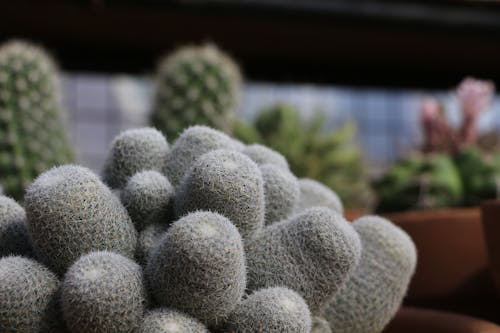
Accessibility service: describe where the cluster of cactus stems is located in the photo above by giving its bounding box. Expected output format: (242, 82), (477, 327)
(0, 125), (417, 333)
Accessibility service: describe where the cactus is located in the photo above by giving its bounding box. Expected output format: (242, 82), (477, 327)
(224, 287), (312, 333)
(296, 178), (343, 214)
(0, 195), (32, 257)
(243, 144), (289, 170)
(61, 251), (146, 333)
(164, 126), (239, 186)
(140, 309), (209, 333)
(0, 256), (65, 333)
(311, 317), (332, 333)
(245, 207), (361, 314)
(146, 211), (246, 327)
(323, 216), (417, 333)
(234, 104), (374, 209)
(175, 149), (265, 239)
(136, 222), (169, 266)
(102, 127), (169, 189)
(120, 170), (174, 231)
(25, 165), (137, 275)
(151, 44), (241, 140)
(260, 164), (300, 224)
(0, 40), (74, 201)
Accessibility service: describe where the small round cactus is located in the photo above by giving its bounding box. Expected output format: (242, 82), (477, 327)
(260, 164), (300, 224)
(61, 251), (146, 333)
(140, 309), (209, 333)
(0, 195), (32, 257)
(0, 256), (64, 333)
(323, 216), (417, 333)
(120, 170), (174, 231)
(245, 207), (361, 314)
(296, 178), (343, 214)
(102, 127), (169, 189)
(146, 211), (246, 327)
(136, 222), (169, 266)
(243, 144), (289, 170)
(225, 287), (312, 333)
(175, 149), (265, 239)
(164, 125), (239, 186)
(25, 165), (137, 274)
(151, 44), (242, 140)
(312, 317), (332, 333)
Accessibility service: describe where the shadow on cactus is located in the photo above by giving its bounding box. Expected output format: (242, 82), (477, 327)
(234, 104), (374, 209)
(0, 40), (74, 201)
(151, 44), (241, 141)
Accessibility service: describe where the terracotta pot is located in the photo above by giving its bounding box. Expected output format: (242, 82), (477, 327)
(382, 208), (493, 302)
(383, 307), (500, 333)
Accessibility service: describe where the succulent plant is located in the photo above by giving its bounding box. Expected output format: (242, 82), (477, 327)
(374, 153), (463, 212)
(102, 127), (169, 189)
(243, 144), (289, 170)
(164, 126), (239, 186)
(0, 195), (32, 257)
(311, 317), (332, 333)
(0, 40), (74, 201)
(146, 211), (246, 327)
(140, 309), (209, 333)
(324, 215), (417, 333)
(61, 251), (146, 333)
(120, 170), (174, 231)
(25, 165), (137, 275)
(0, 256), (65, 333)
(245, 207), (361, 314)
(234, 104), (374, 209)
(224, 287), (312, 333)
(151, 44), (241, 140)
(175, 149), (265, 239)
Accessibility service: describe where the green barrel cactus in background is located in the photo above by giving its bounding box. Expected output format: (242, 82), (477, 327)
(0, 40), (74, 201)
(151, 44), (242, 140)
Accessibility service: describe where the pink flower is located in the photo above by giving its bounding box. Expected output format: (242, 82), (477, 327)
(457, 77), (495, 119)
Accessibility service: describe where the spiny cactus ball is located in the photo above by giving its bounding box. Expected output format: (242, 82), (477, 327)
(151, 44), (241, 140)
(120, 170), (174, 231)
(311, 317), (332, 333)
(102, 127), (169, 189)
(243, 144), (289, 170)
(0, 40), (74, 201)
(323, 215), (417, 333)
(140, 309), (209, 333)
(260, 163), (300, 225)
(136, 222), (169, 266)
(225, 287), (312, 333)
(61, 251), (146, 333)
(0, 195), (32, 257)
(146, 211), (246, 327)
(296, 178), (343, 214)
(175, 149), (265, 239)
(245, 207), (361, 314)
(25, 165), (137, 274)
(164, 125), (239, 186)
(0, 256), (64, 333)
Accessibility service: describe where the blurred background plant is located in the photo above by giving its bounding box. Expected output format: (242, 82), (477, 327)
(234, 104), (375, 209)
(375, 78), (500, 212)
(0, 40), (74, 201)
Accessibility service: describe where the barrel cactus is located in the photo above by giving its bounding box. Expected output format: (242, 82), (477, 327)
(151, 44), (241, 140)
(0, 40), (74, 201)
